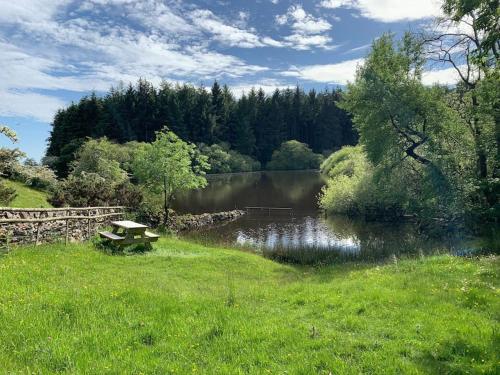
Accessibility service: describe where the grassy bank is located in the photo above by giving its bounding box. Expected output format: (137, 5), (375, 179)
(2, 179), (52, 208)
(0, 238), (498, 374)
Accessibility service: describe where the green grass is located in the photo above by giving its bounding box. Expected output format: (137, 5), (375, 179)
(2, 179), (52, 208)
(0, 238), (498, 374)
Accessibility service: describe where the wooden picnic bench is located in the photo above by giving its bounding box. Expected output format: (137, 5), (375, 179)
(99, 220), (159, 249)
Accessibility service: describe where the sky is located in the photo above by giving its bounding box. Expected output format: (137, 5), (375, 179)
(0, 0), (458, 161)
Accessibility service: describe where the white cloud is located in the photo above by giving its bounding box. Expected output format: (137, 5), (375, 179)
(284, 59), (464, 86)
(277, 5), (332, 34)
(422, 66), (465, 86)
(230, 79), (291, 97)
(282, 58), (364, 84)
(0, 90), (66, 122)
(275, 5), (333, 50)
(190, 9), (267, 48)
(0, 1), (275, 121)
(0, 0), (69, 23)
(319, 0), (442, 22)
(343, 43), (371, 54)
(284, 34), (336, 51)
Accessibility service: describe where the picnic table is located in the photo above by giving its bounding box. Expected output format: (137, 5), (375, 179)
(99, 220), (159, 249)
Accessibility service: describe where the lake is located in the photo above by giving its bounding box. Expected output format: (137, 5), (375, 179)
(173, 170), (484, 263)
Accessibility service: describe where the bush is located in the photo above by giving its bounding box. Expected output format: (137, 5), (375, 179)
(0, 148), (25, 178)
(12, 161), (57, 190)
(199, 144), (232, 174)
(113, 181), (143, 209)
(227, 150), (261, 172)
(49, 172), (114, 207)
(199, 143), (261, 173)
(319, 146), (405, 219)
(320, 145), (366, 178)
(50, 173), (144, 208)
(266, 140), (323, 171)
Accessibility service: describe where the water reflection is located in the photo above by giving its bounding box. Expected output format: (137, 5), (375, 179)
(173, 170), (325, 214)
(176, 171), (481, 263)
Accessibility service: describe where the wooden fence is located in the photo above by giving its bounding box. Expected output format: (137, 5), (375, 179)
(0, 206), (126, 246)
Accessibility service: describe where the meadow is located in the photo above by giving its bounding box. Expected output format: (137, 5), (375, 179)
(0, 238), (498, 374)
(2, 179), (52, 208)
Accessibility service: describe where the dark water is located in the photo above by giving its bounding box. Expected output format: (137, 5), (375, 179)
(173, 170), (325, 214)
(174, 171), (486, 263)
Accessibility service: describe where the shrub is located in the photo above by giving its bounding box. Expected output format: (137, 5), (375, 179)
(199, 144), (232, 174)
(199, 143), (261, 173)
(113, 181), (143, 209)
(227, 150), (261, 172)
(0, 148), (25, 178)
(49, 172), (114, 207)
(320, 145), (366, 178)
(319, 146), (405, 219)
(50, 173), (144, 208)
(266, 140), (323, 171)
(12, 161), (57, 190)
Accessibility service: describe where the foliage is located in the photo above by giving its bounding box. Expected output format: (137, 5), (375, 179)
(421, 0), (499, 219)
(0, 125), (17, 143)
(0, 148), (25, 178)
(266, 140), (323, 170)
(46, 81), (356, 177)
(227, 150), (261, 172)
(320, 145), (367, 178)
(12, 160), (57, 190)
(70, 138), (132, 184)
(49, 172), (115, 207)
(133, 129), (209, 223)
(197, 143), (259, 174)
(49, 172), (142, 208)
(335, 32), (496, 222)
(0, 240), (498, 373)
(319, 146), (371, 215)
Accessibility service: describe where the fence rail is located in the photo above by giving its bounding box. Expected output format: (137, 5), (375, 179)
(0, 206), (126, 246)
(0, 212), (122, 224)
(0, 206), (125, 212)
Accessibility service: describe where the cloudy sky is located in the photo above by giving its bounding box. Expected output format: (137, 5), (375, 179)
(0, 0), (455, 160)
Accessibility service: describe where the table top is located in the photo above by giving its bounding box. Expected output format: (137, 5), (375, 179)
(111, 220), (148, 229)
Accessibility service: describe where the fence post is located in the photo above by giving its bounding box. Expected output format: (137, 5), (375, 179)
(87, 208), (91, 240)
(35, 222), (40, 246)
(65, 218), (69, 245)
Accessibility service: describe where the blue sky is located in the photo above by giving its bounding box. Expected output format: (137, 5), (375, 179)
(0, 0), (458, 160)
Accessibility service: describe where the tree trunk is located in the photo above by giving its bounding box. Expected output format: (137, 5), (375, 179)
(472, 95), (488, 179)
(163, 176), (169, 226)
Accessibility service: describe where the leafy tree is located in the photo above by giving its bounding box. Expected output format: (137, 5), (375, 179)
(199, 143), (232, 174)
(0, 125), (17, 143)
(70, 138), (129, 185)
(133, 129), (209, 224)
(267, 140), (323, 170)
(423, 0), (499, 208)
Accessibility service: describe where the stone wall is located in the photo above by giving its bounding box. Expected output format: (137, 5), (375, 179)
(0, 207), (125, 246)
(171, 210), (246, 232)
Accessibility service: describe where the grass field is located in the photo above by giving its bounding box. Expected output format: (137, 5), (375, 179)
(0, 238), (498, 374)
(2, 179), (52, 208)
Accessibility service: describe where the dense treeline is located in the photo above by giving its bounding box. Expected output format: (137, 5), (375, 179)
(46, 81), (356, 176)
